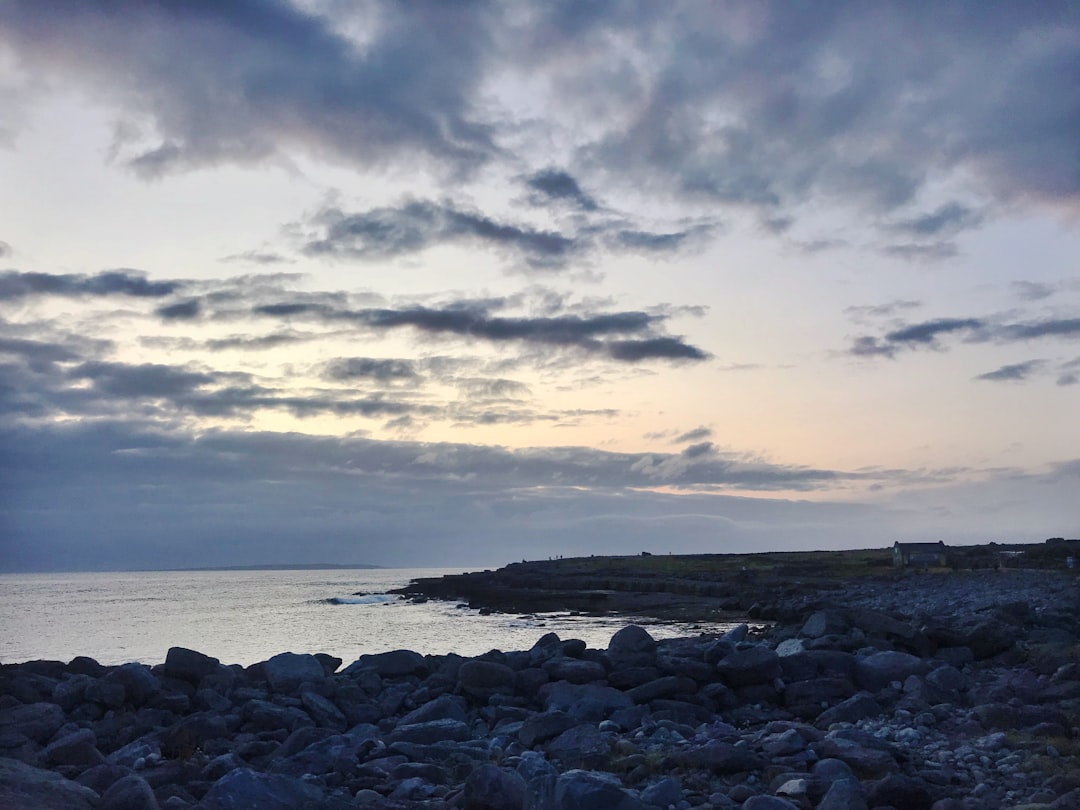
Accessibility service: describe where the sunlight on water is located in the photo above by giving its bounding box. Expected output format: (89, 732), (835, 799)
(1, 569), (737, 666)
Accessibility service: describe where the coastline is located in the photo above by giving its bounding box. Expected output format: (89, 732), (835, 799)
(2, 556), (1079, 808)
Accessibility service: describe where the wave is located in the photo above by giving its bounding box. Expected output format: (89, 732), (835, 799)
(326, 594), (399, 605)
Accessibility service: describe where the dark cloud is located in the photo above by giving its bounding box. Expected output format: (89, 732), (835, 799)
(324, 357), (418, 383)
(880, 243), (959, 261)
(253, 298), (708, 364)
(975, 360), (1043, 382)
(889, 202), (983, 237)
(851, 314), (1080, 361)
(0, 269), (180, 301)
(525, 169), (598, 211)
(302, 201), (579, 270)
(674, 426), (712, 444)
(0, 0), (497, 177)
(205, 332), (318, 352)
(156, 300), (201, 320)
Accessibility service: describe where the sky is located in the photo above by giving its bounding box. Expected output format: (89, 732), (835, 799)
(1, 1), (1078, 572)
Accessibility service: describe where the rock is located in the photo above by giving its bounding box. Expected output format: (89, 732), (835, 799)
(775, 638), (806, 657)
(542, 657), (607, 684)
(389, 776), (437, 801)
(75, 763), (130, 796)
(105, 663), (161, 706)
(358, 649), (428, 679)
(608, 625), (657, 667)
(545, 725), (612, 769)
(760, 728), (806, 756)
(866, 773), (934, 810)
(784, 677), (857, 718)
(676, 741), (764, 775)
(781, 650), (856, 682)
(458, 660), (517, 700)
(518, 711), (579, 748)
(0, 757), (100, 809)
(641, 775), (682, 808)
(100, 774), (160, 810)
(261, 652), (325, 694)
(200, 767), (325, 810)
(540, 682), (632, 720)
(802, 610), (851, 638)
(813, 737), (898, 777)
(43, 728), (105, 769)
(85, 680), (127, 709)
(398, 694), (467, 726)
(517, 751), (559, 810)
(0, 701), (66, 744)
(389, 718), (472, 745)
(626, 675), (697, 704)
(300, 690), (346, 730)
(817, 778), (868, 810)
(854, 650), (925, 691)
(163, 647), (220, 684)
(742, 796), (801, 809)
(464, 763), (528, 810)
(554, 768), (648, 810)
(717, 646), (782, 687)
(815, 693), (884, 728)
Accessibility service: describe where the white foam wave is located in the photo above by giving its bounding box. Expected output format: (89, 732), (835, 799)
(327, 594), (399, 605)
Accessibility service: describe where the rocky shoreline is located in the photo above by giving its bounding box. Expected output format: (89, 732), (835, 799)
(2, 568), (1079, 809)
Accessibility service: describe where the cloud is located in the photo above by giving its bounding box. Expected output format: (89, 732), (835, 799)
(0, 241), (11, 258)
(301, 200), (581, 270)
(220, 250), (293, 265)
(674, 426), (712, 444)
(324, 357), (419, 384)
(975, 360), (1044, 382)
(525, 169), (599, 211)
(0, 0), (498, 177)
(0, 269), (180, 301)
(156, 300), (201, 320)
(889, 202), (984, 237)
(884, 318), (985, 346)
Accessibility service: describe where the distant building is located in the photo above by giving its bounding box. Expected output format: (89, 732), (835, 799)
(893, 541), (948, 568)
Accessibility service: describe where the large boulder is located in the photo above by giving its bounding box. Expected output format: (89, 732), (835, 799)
(540, 682), (632, 721)
(99, 774), (160, 810)
(717, 646), (781, 687)
(43, 728), (105, 769)
(0, 702), (66, 743)
(607, 625), (657, 668)
(542, 657), (606, 684)
(262, 653), (325, 694)
(357, 649), (428, 679)
(458, 660), (517, 701)
(0, 758), (100, 810)
(854, 651), (925, 691)
(464, 763), (528, 810)
(200, 767), (326, 810)
(554, 769), (648, 810)
(163, 647), (220, 684)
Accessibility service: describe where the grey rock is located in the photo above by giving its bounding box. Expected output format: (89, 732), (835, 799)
(742, 796), (801, 809)
(200, 767), (325, 810)
(802, 610), (851, 638)
(52, 675), (92, 712)
(0, 757), (100, 809)
(464, 763), (528, 810)
(300, 689), (346, 730)
(608, 625), (657, 668)
(85, 680), (127, 709)
(389, 776), (437, 801)
(815, 693), (884, 728)
(813, 737), (898, 777)
(676, 741), (764, 775)
(458, 660), (517, 700)
(542, 657), (607, 684)
(398, 694), (467, 726)
(545, 724), (612, 769)
(100, 774), (160, 810)
(389, 718), (472, 745)
(75, 763), (130, 796)
(760, 728), (806, 756)
(0, 701), (66, 743)
(854, 650), (925, 691)
(866, 773), (933, 810)
(107, 736), (161, 768)
(43, 728), (105, 769)
(817, 778), (867, 810)
(780, 650), (856, 682)
(717, 646), (782, 687)
(541, 681), (632, 721)
(518, 711), (579, 748)
(105, 663), (160, 706)
(641, 775), (682, 808)
(517, 750), (559, 809)
(626, 675), (697, 704)
(163, 647), (220, 684)
(554, 769), (648, 810)
(358, 649), (428, 679)
(812, 758), (857, 782)
(775, 638), (806, 657)
(262, 652), (325, 694)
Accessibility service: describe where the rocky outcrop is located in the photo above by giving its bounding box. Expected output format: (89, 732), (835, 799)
(1, 570), (1078, 809)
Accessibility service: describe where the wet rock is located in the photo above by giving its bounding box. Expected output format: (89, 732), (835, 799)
(389, 718), (472, 745)
(300, 689), (346, 730)
(457, 660), (517, 701)
(717, 646), (782, 687)
(854, 650), (925, 691)
(542, 657), (607, 684)
(608, 625), (657, 668)
(43, 728), (105, 769)
(541, 681), (632, 720)
(200, 767), (325, 810)
(0, 701), (66, 743)
(816, 778), (868, 810)
(815, 693), (884, 728)
(358, 649), (428, 679)
(105, 663), (161, 707)
(742, 796), (801, 809)
(85, 680), (126, 710)
(519, 711), (579, 748)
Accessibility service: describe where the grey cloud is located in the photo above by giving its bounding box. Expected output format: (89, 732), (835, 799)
(324, 357), (419, 383)
(1001, 318), (1080, 341)
(220, 250), (293, 265)
(880, 243), (959, 261)
(205, 332), (316, 351)
(0, 0), (497, 177)
(975, 360), (1044, 382)
(674, 426), (712, 444)
(885, 318), (985, 345)
(850, 314), (1080, 360)
(303, 201), (579, 270)
(844, 300), (922, 321)
(889, 202), (984, 237)
(0, 269), (180, 301)
(0, 241), (11, 258)
(156, 300), (201, 320)
(254, 298), (709, 364)
(525, 169), (599, 211)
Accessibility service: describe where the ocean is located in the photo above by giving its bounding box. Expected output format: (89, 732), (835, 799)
(0, 568), (732, 667)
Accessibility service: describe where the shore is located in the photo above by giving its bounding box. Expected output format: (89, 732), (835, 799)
(2, 555), (1079, 809)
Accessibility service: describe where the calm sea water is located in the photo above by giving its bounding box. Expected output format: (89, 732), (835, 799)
(0, 568), (732, 666)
